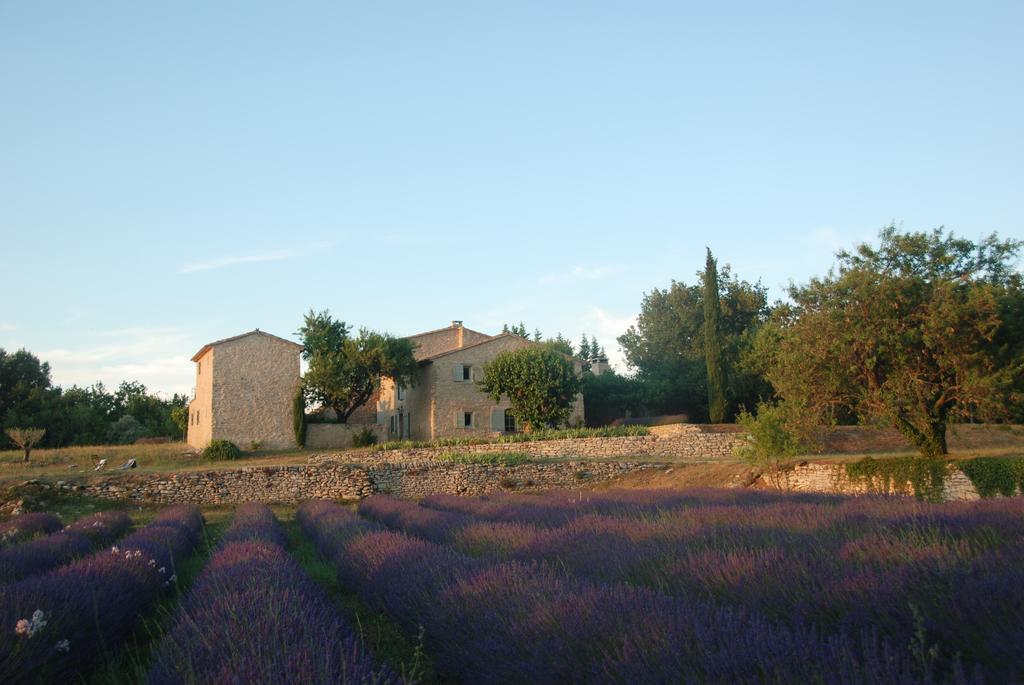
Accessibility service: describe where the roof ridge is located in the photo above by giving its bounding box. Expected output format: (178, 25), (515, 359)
(190, 329), (303, 361)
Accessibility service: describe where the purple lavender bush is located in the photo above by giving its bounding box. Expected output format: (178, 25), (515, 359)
(0, 505), (203, 683)
(0, 512), (62, 548)
(362, 491), (1023, 683)
(0, 511), (133, 583)
(148, 503), (396, 685)
(306, 499), (929, 685)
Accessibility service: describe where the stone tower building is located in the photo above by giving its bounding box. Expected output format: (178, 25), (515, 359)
(186, 329), (303, 451)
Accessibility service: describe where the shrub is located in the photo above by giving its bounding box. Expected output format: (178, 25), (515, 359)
(203, 440), (241, 460)
(352, 427), (379, 448)
(956, 457), (1024, 498)
(249, 440), (264, 452)
(734, 402), (806, 472)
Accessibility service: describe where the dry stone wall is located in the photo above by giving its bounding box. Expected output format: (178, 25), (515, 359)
(762, 462), (1018, 501)
(78, 459), (655, 504)
(310, 425), (748, 465)
(306, 423), (387, 450)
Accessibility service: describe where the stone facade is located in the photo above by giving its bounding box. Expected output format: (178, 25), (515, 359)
(186, 330), (303, 451)
(375, 322), (586, 441)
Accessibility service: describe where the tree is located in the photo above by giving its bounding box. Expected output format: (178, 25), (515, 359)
(703, 249), (729, 422)
(581, 370), (648, 426)
(298, 309), (418, 423)
(479, 347), (582, 431)
(579, 334), (591, 360)
(6, 427), (45, 462)
(618, 267), (771, 420)
(765, 226), (1024, 458)
(541, 333), (574, 357)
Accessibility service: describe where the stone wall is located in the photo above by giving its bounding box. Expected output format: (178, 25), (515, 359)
(306, 423), (388, 450)
(761, 461), (1020, 501)
(78, 459), (655, 505)
(310, 425), (748, 464)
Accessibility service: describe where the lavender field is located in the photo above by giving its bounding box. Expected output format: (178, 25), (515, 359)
(0, 489), (1021, 684)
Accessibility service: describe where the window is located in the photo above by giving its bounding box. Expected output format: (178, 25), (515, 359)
(462, 411), (474, 428)
(504, 409), (516, 433)
(397, 385), (406, 401)
(389, 415), (397, 433)
(197, 361), (201, 375)
(196, 410), (200, 425)
(462, 365), (472, 381)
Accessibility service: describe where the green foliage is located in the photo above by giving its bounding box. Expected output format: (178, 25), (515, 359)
(479, 346), (582, 430)
(372, 424), (649, 452)
(844, 457), (948, 502)
(765, 226), (1024, 458)
(434, 451), (532, 466)
(170, 405), (189, 439)
(107, 415), (141, 445)
(581, 371), (649, 427)
(352, 426), (379, 448)
(618, 265), (771, 421)
(203, 439), (242, 460)
(734, 402), (805, 470)
(293, 387), (307, 448)
(298, 309), (418, 423)
(703, 248), (729, 422)
(956, 457), (1024, 498)
(1, 348), (188, 447)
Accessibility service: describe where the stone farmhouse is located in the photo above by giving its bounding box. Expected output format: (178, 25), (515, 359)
(186, 321), (585, 450)
(186, 329), (303, 451)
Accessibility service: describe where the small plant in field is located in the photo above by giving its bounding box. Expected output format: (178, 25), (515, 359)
(203, 440), (241, 460)
(249, 440), (264, 451)
(5, 428), (46, 463)
(352, 427), (379, 448)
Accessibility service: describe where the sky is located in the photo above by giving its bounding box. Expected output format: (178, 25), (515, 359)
(1, 1), (1022, 397)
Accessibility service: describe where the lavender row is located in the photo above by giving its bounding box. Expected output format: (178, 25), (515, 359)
(0, 512), (62, 548)
(0, 505), (205, 683)
(300, 499), (931, 685)
(148, 503), (396, 685)
(419, 487), (845, 526)
(361, 493), (1023, 682)
(0, 510), (133, 583)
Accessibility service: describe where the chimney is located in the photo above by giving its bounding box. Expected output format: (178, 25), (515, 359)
(452, 320), (464, 348)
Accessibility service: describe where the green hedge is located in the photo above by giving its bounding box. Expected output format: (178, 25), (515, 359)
(844, 457), (947, 502)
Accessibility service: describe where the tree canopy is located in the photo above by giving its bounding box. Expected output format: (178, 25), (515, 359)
(618, 264), (771, 420)
(297, 310), (418, 423)
(479, 346), (581, 430)
(760, 226), (1024, 458)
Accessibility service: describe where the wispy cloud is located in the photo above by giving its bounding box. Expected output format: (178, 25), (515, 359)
(179, 241), (333, 273)
(539, 265), (624, 285)
(40, 326), (197, 396)
(0, 320), (16, 333)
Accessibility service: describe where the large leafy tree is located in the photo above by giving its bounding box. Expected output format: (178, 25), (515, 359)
(480, 346), (581, 430)
(703, 249), (728, 422)
(765, 226), (1024, 458)
(297, 309), (418, 423)
(618, 265), (771, 420)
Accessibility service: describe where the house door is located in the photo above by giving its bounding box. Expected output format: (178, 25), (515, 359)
(398, 411), (411, 440)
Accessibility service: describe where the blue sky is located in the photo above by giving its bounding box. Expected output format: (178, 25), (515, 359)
(2, 1), (1022, 396)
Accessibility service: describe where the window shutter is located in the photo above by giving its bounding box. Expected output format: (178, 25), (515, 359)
(453, 364), (463, 382)
(490, 409), (504, 431)
(456, 411), (462, 429)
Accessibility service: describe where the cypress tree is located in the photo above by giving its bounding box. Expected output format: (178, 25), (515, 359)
(703, 248), (729, 422)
